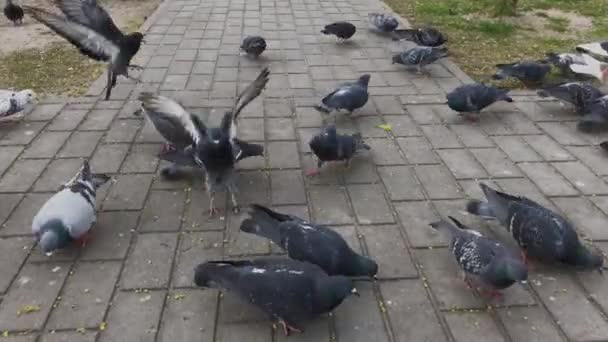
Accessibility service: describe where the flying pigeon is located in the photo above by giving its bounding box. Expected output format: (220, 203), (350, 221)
(368, 13), (399, 32)
(0, 89), (35, 123)
(240, 36), (266, 58)
(430, 216), (527, 298)
(145, 67), (270, 215)
(321, 21), (356, 41)
(466, 183), (604, 271)
(567, 53), (608, 84)
(390, 26), (447, 46)
(577, 95), (608, 133)
(392, 46), (448, 73)
(24, 0), (144, 101)
(576, 41), (608, 60)
(446, 83), (513, 121)
(194, 258), (358, 336)
(32, 160), (111, 255)
(314, 74), (370, 114)
(492, 61), (552, 87)
(240, 204), (378, 277)
(3, 0), (23, 25)
(537, 82), (604, 114)
(306, 124), (370, 176)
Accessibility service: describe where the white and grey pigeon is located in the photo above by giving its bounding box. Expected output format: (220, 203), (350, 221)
(576, 40), (608, 60)
(567, 53), (608, 84)
(240, 36), (266, 58)
(240, 204), (378, 277)
(544, 52), (594, 80)
(430, 216), (528, 299)
(467, 183), (604, 271)
(537, 82), (604, 114)
(194, 258), (358, 336)
(392, 46), (448, 73)
(314, 74), (370, 115)
(368, 13), (398, 32)
(32, 160), (111, 255)
(306, 124), (370, 176)
(0, 89), (36, 123)
(446, 83), (513, 121)
(577, 95), (608, 133)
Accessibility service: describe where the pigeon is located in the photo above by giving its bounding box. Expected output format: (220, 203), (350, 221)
(567, 53), (608, 84)
(194, 258), (358, 336)
(576, 41), (608, 60)
(577, 95), (608, 132)
(600, 141), (608, 152)
(240, 204), (378, 277)
(0, 89), (35, 123)
(32, 160), (111, 255)
(321, 21), (356, 41)
(446, 83), (513, 121)
(391, 46), (448, 73)
(24, 0), (144, 101)
(390, 26), (447, 46)
(537, 82), (604, 114)
(306, 125), (370, 176)
(492, 61), (552, 87)
(430, 216), (527, 298)
(146, 67), (270, 215)
(544, 52), (594, 80)
(368, 13), (398, 33)
(3, 0), (23, 25)
(240, 36), (266, 58)
(314, 74), (370, 114)
(466, 183), (604, 271)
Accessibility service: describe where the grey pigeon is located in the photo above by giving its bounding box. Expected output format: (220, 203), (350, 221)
(578, 95), (608, 132)
(446, 83), (513, 121)
(392, 46), (448, 73)
(391, 26), (447, 46)
(492, 61), (552, 87)
(0, 89), (36, 123)
(24, 1), (144, 101)
(544, 52), (595, 80)
(537, 82), (604, 114)
(32, 160), (111, 255)
(240, 36), (266, 58)
(4, 0), (23, 25)
(567, 53), (608, 84)
(307, 124), (370, 176)
(576, 41), (608, 60)
(314, 74), (370, 114)
(240, 204), (378, 277)
(321, 21), (356, 41)
(149, 67), (270, 215)
(368, 13), (398, 32)
(467, 183), (604, 271)
(194, 258), (358, 336)
(430, 216), (527, 299)
(600, 141), (608, 152)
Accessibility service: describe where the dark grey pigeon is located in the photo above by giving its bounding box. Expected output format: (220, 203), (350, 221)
(4, 0), (23, 25)
(314, 74), (370, 114)
(446, 83), (513, 121)
(392, 46), (448, 73)
(240, 36), (266, 58)
(492, 61), (552, 87)
(537, 82), (604, 114)
(152, 67), (270, 215)
(194, 258), (358, 336)
(240, 204), (378, 277)
(430, 216), (527, 299)
(368, 13), (398, 32)
(578, 95), (608, 132)
(307, 125), (370, 176)
(321, 21), (356, 41)
(467, 183), (604, 271)
(390, 27), (447, 46)
(24, 1), (144, 100)
(32, 159), (111, 255)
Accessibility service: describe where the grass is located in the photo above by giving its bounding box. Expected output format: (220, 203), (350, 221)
(382, 0), (608, 86)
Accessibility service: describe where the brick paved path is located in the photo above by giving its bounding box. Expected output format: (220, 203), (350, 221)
(2, 0), (608, 341)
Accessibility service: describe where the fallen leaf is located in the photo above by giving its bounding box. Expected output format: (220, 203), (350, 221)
(99, 322), (106, 331)
(376, 124), (393, 132)
(17, 304), (41, 316)
(173, 293), (186, 300)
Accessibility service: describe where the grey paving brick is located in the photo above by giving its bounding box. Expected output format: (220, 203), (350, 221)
(236, 171), (270, 206)
(0, 159), (49, 192)
(22, 131), (71, 159)
(33, 158), (82, 192)
(271, 170), (306, 205)
(396, 137), (438, 164)
(444, 311), (507, 342)
(225, 211), (270, 256)
(157, 289), (217, 342)
(523, 135), (573, 161)
(0, 122), (46, 146)
(437, 149), (487, 179)
(470, 148), (521, 178)
(492, 136), (542, 162)
(268, 141), (300, 169)
(366, 138), (406, 165)
(0, 236), (31, 293)
(216, 321), (272, 342)
(449, 124), (494, 148)
(497, 307), (563, 342)
(552, 197), (608, 240)
(266, 118), (296, 140)
(120, 144), (161, 173)
(566, 145), (608, 176)
(172, 231), (223, 287)
(394, 201), (442, 247)
(139, 190), (186, 231)
(552, 161), (608, 195)
(0, 145), (24, 176)
(47, 110), (88, 131)
(182, 189), (226, 231)
(103, 174), (153, 210)
(1, 193), (52, 236)
(421, 125), (462, 149)
(121, 233), (178, 289)
(80, 211), (139, 261)
(348, 184), (394, 224)
(309, 185), (353, 224)
(378, 166), (424, 201)
(518, 163), (578, 197)
(90, 143), (130, 173)
(360, 225), (417, 278)
(415, 164), (462, 199)
(58, 131), (103, 158)
(333, 282), (389, 342)
(356, 116), (389, 138)
(237, 118), (264, 141)
(79, 109), (119, 131)
(538, 122), (588, 146)
(40, 332), (97, 342)
(28, 103), (64, 121)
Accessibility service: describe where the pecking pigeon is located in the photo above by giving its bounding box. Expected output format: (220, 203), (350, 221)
(194, 258), (358, 336)
(32, 160), (111, 255)
(147, 67), (270, 215)
(466, 183), (604, 271)
(537, 82), (604, 114)
(240, 36), (267, 58)
(307, 124), (370, 176)
(321, 21), (356, 41)
(446, 83), (513, 121)
(430, 216), (527, 298)
(567, 53), (608, 84)
(576, 41), (608, 60)
(314, 74), (370, 114)
(577, 95), (608, 133)
(240, 204), (378, 277)
(3, 0), (23, 25)
(390, 26), (447, 46)
(0, 89), (35, 123)
(368, 13), (398, 33)
(391, 46), (448, 73)
(492, 61), (552, 87)
(24, 0), (144, 101)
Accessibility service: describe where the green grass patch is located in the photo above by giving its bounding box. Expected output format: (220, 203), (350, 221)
(477, 20), (517, 37)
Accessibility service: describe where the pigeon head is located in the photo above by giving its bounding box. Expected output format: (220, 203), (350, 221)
(391, 53), (403, 64)
(485, 258), (528, 289)
(316, 276), (358, 311)
(352, 133), (371, 151)
(568, 243), (604, 270)
(124, 32), (145, 53)
(351, 255), (378, 277)
(38, 219), (70, 255)
(357, 74), (371, 87)
(14, 89), (36, 106)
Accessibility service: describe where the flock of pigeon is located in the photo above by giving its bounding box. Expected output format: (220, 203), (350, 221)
(2, 0), (608, 336)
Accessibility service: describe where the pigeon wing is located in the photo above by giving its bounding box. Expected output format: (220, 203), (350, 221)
(226, 67), (270, 141)
(55, 0), (124, 42)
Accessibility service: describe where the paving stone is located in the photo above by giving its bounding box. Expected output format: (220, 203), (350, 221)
(499, 112), (541, 135)
(266, 118), (296, 140)
(0, 335), (36, 342)
(309, 185), (353, 224)
(172, 231), (223, 287)
(437, 149), (487, 179)
(567, 145), (608, 176)
(538, 122), (588, 146)
(216, 321), (272, 342)
(235, 171), (270, 206)
(342, 157), (379, 183)
(47, 110), (88, 131)
(80, 211), (139, 261)
(449, 124), (494, 148)
(348, 183), (394, 224)
(182, 188), (226, 231)
(120, 144), (161, 173)
(421, 125), (462, 149)
(236, 118), (264, 141)
(157, 289), (216, 342)
(28, 103), (64, 121)
(90, 144), (129, 173)
(0, 236), (31, 293)
(377, 166), (424, 201)
(523, 135), (573, 161)
(0, 262), (68, 331)
(136, 119), (165, 143)
(383, 115), (420, 136)
(518, 163), (578, 196)
(295, 107), (323, 128)
(33, 158), (82, 192)
(1, 193), (52, 236)
(271, 170), (306, 205)
(103, 174), (153, 210)
(360, 225), (417, 278)
(225, 211), (270, 256)
(40, 332), (97, 342)
(0, 145), (24, 177)
(444, 311), (507, 342)
(356, 116), (389, 138)
(396, 137), (438, 164)
(139, 190), (186, 231)
(121, 233), (178, 289)
(104, 119), (143, 143)
(218, 285), (268, 323)
(394, 201), (442, 247)
(0, 122), (45, 146)
(0, 159), (48, 192)
(552, 161), (608, 195)
(470, 148), (521, 178)
(492, 136), (542, 162)
(552, 197), (608, 240)
(494, 178), (556, 210)
(58, 131), (103, 158)
(267, 141), (301, 169)
(497, 307), (563, 342)
(415, 164), (462, 199)
(79, 109), (119, 131)
(333, 282), (389, 342)
(366, 138), (406, 165)
(22, 131), (71, 159)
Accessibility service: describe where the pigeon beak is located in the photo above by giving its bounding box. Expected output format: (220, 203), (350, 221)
(351, 287), (360, 297)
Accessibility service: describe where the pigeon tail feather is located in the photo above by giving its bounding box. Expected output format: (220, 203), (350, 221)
(466, 199), (495, 218)
(194, 261), (245, 288)
(240, 205), (285, 244)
